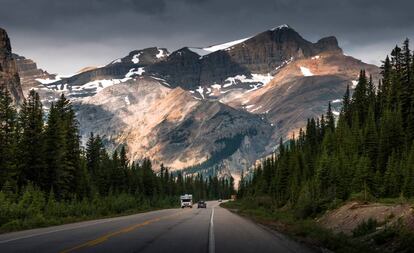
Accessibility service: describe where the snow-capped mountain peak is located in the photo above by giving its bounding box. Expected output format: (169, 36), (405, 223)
(270, 24), (290, 31)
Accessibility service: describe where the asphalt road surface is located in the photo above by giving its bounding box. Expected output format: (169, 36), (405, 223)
(0, 201), (315, 253)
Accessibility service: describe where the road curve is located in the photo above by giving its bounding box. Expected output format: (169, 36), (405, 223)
(0, 201), (315, 253)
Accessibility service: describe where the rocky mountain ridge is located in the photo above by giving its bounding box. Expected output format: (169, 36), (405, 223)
(13, 53), (56, 95)
(0, 28), (23, 104)
(42, 25), (344, 95)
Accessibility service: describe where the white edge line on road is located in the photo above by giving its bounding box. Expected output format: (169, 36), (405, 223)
(0, 210), (167, 244)
(209, 207), (215, 253)
(0, 219), (118, 244)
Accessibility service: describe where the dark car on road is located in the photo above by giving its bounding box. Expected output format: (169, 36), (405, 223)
(197, 200), (207, 208)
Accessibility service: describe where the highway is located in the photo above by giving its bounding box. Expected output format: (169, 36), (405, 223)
(0, 201), (315, 253)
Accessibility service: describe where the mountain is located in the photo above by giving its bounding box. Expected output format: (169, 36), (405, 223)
(39, 47), (170, 96)
(12, 53), (56, 95)
(74, 77), (272, 175)
(32, 25), (345, 94)
(19, 25), (380, 179)
(0, 28), (24, 104)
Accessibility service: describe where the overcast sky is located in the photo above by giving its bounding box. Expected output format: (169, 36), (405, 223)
(1, 0), (413, 75)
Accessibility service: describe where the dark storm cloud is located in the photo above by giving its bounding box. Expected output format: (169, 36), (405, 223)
(0, 0), (413, 74)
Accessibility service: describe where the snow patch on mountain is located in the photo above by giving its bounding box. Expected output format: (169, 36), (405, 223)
(196, 86), (205, 99)
(274, 57), (294, 72)
(110, 58), (122, 64)
(211, 84), (221, 89)
(187, 47), (208, 56)
(192, 72), (275, 98)
(300, 66), (313, 76)
(48, 83), (68, 92)
(35, 77), (133, 104)
(203, 37), (250, 53)
(223, 73), (273, 88)
(131, 53), (141, 64)
(156, 49), (167, 59)
(35, 74), (74, 85)
(124, 96), (130, 105)
(125, 67), (145, 78)
(250, 73), (274, 86)
(149, 76), (170, 87)
(270, 24), (290, 31)
(82, 78), (131, 93)
(36, 77), (62, 84)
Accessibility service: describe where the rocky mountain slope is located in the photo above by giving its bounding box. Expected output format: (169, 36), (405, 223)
(222, 50), (380, 140)
(0, 28), (23, 104)
(75, 76), (272, 174)
(12, 25), (380, 178)
(13, 53), (55, 95)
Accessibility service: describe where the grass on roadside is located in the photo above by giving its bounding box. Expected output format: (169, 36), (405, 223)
(221, 201), (378, 253)
(0, 189), (179, 234)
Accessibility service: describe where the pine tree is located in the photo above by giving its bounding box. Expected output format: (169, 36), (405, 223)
(17, 90), (45, 188)
(341, 85), (351, 125)
(43, 102), (66, 197)
(383, 152), (400, 197)
(326, 102), (335, 132)
(60, 98), (82, 197)
(401, 39), (412, 128)
(377, 109), (404, 171)
(315, 150), (334, 200)
(403, 144), (414, 197)
(86, 133), (101, 177)
(111, 150), (123, 193)
(352, 156), (372, 201)
(142, 158), (155, 197)
(43, 94), (81, 199)
(363, 106), (378, 166)
(119, 146), (128, 171)
(390, 46), (403, 110)
(352, 70), (368, 125)
(0, 88), (18, 188)
(380, 56), (392, 110)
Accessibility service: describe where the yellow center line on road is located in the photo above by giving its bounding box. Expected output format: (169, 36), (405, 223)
(60, 209), (192, 253)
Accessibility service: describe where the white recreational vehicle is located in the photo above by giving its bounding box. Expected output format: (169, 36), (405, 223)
(180, 194), (193, 208)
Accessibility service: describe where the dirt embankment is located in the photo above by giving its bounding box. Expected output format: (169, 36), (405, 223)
(317, 202), (414, 235)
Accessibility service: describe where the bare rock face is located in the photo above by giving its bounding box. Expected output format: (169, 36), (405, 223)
(147, 48), (202, 89)
(74, 77), (272, 173)
(215, 26), (342, 74)
(13, 53), (56, 95)
(0, 28), (24, 104)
